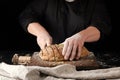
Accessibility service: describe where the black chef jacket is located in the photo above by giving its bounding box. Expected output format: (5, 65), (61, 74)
(19, 0), (112, 44)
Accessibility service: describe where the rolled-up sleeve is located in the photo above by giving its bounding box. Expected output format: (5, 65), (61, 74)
(19, 0), (47, 32)
(90, 0), (112, 40)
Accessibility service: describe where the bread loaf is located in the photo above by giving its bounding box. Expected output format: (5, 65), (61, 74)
(39, 44), (90, 61)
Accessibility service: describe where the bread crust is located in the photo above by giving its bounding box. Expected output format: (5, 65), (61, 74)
(39, 44), (90, 61)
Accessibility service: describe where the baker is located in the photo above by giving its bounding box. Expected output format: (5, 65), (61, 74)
(19, 0), (112, 61)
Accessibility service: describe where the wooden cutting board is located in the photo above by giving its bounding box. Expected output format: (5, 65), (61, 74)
(28, 52), (100, 69)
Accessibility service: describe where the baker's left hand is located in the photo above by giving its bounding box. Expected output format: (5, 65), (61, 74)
(62, 32), (86, 61)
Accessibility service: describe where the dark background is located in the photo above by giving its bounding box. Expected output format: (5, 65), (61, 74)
(0, 0), (39, 52)
(0, 0), (120, 63)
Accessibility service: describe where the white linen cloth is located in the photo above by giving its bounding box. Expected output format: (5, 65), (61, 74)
(0, 62), (120, 80)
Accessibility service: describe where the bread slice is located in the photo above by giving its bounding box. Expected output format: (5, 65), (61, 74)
(46, 46), (55, 61)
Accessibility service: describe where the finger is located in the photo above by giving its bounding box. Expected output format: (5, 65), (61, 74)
(46, 40), (52, 46)
(37, 38), (46, 49)
(70, 43), (77, 61)
(76, 46), (82, 60)
(40, 44), (46, 50)
(37, 41), (42, 49)
(64, 42), (73, 60)
(40, 42), (47, 50)
(62, 41), (68, 56)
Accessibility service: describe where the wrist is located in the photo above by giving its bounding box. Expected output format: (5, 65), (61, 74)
(78, 30), (88, 42)
(28, 22), (49, 37)
(78, 26), (100, 42)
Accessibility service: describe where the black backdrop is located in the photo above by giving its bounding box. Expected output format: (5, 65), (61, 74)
(0, 0), (39, 52)
(0, 0), (120, 53)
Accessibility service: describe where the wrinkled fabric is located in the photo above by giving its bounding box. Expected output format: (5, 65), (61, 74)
(0, 62), (120, 80)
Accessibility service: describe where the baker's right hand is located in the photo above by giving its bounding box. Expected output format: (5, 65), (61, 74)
(27, 22), (53, 50)
(37, 33), (52, 49)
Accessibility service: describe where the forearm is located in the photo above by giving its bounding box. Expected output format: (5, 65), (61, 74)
(79, 26), (100, 42)
(27, 22), (49, 37)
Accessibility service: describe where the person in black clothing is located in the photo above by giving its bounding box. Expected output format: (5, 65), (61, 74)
(19, 0), (112, 61)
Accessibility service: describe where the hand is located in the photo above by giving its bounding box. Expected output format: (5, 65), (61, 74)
(62, 33), (86, 61)
(37, 32), (52, 49)
(27, 22), (53, 49)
